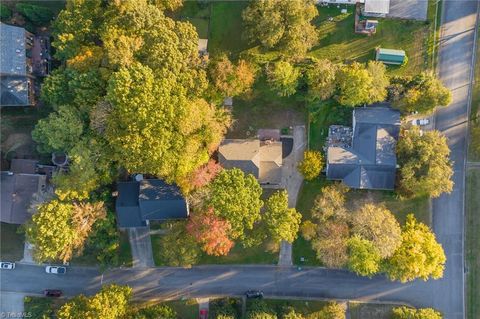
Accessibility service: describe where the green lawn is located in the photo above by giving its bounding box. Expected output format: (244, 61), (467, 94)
(0, 223), (24, 261)
(468, 28), (480, 162)
(310, 5), (432, 76)
(118, 230), (133, 267)
(227, 77), (306, 139)
(308, 100), (352, 150)
(466, 168), (480, 319)
(23, 296), (58, 319)
(173, 1), (210, 39)
(198, 240), (278, 265)
(349, 302), (396, 319)
(162, 299), (198, 319)
(208, 1), (250, 57)
(248, 299), (329, 316)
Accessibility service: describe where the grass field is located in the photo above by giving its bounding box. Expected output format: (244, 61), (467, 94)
(227, 77), (306, 139)
(0, 223), (24, 261)
(209, 1), (249, 57)
(466, 168), (480, 319)
(173, 1), (210, 38)
(249, 299), (329, 316)
(310, 5), (432, 76)
(349, 302), (397, 319)
(162, 299), (198, 319)
(23, 296), (60, 319)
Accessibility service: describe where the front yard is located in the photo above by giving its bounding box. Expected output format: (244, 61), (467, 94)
(0, 223), (24, 261)
(466, 168), (480, 319)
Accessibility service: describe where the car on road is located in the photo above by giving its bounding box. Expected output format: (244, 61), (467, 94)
(245, 290), (264, 299)
(0, 262), (15, 270)
(411, 118), (430, 126)
(44, 289), (62, 297)
(45, 266), (66, 274)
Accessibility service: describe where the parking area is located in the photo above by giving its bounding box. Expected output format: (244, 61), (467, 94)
(388, 0), (428, 21)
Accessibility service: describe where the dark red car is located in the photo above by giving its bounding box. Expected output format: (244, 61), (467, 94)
(44, 289), (62, 297)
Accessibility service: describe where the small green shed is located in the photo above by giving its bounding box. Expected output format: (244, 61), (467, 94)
(375, 48), (406, 65)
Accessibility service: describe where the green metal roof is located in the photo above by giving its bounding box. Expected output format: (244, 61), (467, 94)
(376, 48), (406, 64)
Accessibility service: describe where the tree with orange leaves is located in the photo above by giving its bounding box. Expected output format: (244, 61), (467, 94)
(186, 208), (234, 256)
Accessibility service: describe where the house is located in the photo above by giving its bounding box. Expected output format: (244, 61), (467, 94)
(326, 107), (401, 190)
(375, 48), (406, 65)
(1, 23), (50, 107)
(218, 139), (283, 185)
(115, 179), (189, 228)
(0, 159), (53, 224)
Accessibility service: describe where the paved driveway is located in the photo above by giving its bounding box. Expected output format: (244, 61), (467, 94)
(388, 0), (428, 21)
(278, 125), (307, 266)
(0, 292), (24, 316)
(128, 227), (155, 268)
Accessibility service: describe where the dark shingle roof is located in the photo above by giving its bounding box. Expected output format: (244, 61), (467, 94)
(115, 179), (189, 228)
(327, 107), (400, 190)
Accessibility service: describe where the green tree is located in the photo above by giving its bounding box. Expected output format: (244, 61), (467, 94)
(305, 59), (337, 101)
(397, 127), (454, 198)
(246, 300), (277, 319)
(310, 302), (346, 319)
(263, 190), (302, 243)
(311, 183), (349, 222)
(133, 304), (177, 319)
(394, 73), (451, 114)
(347, 235), (381, 277)
(209, 55), (256, 97)
(392, 306), (442, 319)
(53, 138), (114, 200)
(16, 3), (54, 26)
(335, 62), (375, 107)
(351, 203), (402, 258)
(386, 214), (446, 282)
(266, 61), (300, 97)
(106, 63), (230, 182)
(57, 284), (131, 319)
(282, 307), (304, 319)
(210, 298), (239, 319)
(32, 105), (84, 153)
(208, 168), (264, 242)
(366, 61), (389, 103)
(242, 0), (318, 56)
(25, 199), (106, 263)
(157, 222), (201, 267)
(297, 150), (324, 181)
(1, 4), (12, 20)
(150, 0), (183, 11)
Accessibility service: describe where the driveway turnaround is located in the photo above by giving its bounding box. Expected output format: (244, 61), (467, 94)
(388, 0), (428, 21)
(128, 227), (155, 268)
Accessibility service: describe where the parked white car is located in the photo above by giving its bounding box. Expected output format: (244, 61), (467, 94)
(411, 118), (430, 126)
(45, 266), (66, 274)
(0, 262), (15, 270)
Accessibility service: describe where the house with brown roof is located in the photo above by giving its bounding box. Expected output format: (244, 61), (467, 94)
(218, 139), (283, 185)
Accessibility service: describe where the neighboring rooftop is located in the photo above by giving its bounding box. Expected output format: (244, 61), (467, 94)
(116, 179), (189, 228)
(326, 107), (401, 190)
(0, 159), (50, 224)
(218, 139), (283, 184)
(0, 23), (28, 76)
(376, 48), (406, 65)
(364, 0), (390, 14)
(0, 75), (30, 106)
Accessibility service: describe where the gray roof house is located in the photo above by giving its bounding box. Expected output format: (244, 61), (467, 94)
(218, 139), (283, 185)
(326, 107), (401, 190)
(0, 23), (34, 107)
(116, 179), (189, 228)
(1, 159), (50, 224)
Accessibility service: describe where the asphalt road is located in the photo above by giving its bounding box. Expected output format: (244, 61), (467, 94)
(1, 2), (478, 318)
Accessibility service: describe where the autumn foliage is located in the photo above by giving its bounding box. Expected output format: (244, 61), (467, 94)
(187, 208), (234, 256)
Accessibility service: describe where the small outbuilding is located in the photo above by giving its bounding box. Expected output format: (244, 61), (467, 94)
(375, 48), (406, 65)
